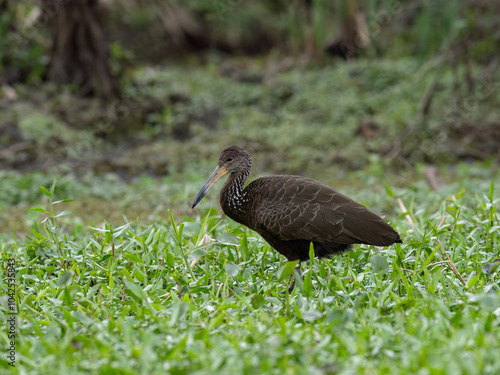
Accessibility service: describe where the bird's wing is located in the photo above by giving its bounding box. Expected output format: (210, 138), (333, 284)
(253, 176), (398, 245)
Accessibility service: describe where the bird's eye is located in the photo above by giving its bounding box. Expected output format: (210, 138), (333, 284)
(227, 157), (233, 162)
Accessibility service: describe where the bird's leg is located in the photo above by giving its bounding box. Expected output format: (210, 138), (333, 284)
(287, 263), (302, 293)
(281, 263), (302, 294)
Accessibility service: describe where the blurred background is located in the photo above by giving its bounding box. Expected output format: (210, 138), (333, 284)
(0, 0), (499, 233)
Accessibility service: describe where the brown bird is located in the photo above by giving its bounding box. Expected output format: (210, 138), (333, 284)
(192, 146), (402, 290)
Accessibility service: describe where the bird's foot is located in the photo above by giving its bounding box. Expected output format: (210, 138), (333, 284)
(279, 280), (296, 295)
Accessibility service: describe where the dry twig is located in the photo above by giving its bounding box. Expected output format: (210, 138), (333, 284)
(437, 239), (467, 286)
(403, 260), (452, 278)
(397, 198), (414, 228)
(189, 234), (211, 269)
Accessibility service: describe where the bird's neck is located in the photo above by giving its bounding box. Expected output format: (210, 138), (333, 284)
(220, 169), (250, 219)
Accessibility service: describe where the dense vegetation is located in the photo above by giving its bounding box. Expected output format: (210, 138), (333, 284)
(1, 172), (499, 373)
(1, 0), (499, 176)
(1, 0), (499, 374)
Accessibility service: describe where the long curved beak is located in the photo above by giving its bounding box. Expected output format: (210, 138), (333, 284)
(192, 165), (228, 208)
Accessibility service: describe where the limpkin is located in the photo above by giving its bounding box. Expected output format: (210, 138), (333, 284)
(192, 146), (402, 290)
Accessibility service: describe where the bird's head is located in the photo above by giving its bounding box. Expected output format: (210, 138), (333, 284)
(192, 146), (251, 208)
(217, 145), (251, 174)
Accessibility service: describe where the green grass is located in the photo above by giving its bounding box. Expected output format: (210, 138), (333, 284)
(1, 169), (499, 374)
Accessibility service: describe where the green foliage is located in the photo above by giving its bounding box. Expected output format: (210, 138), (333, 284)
(370, 254), (389, 274)
(1, 173), (499, 374)
(17, 111), (92, 145)
(0, 3), (49, 83)
(128, 58), (500, 176)
(3, 55), (499, 180)
(2, 0), (498, 89)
